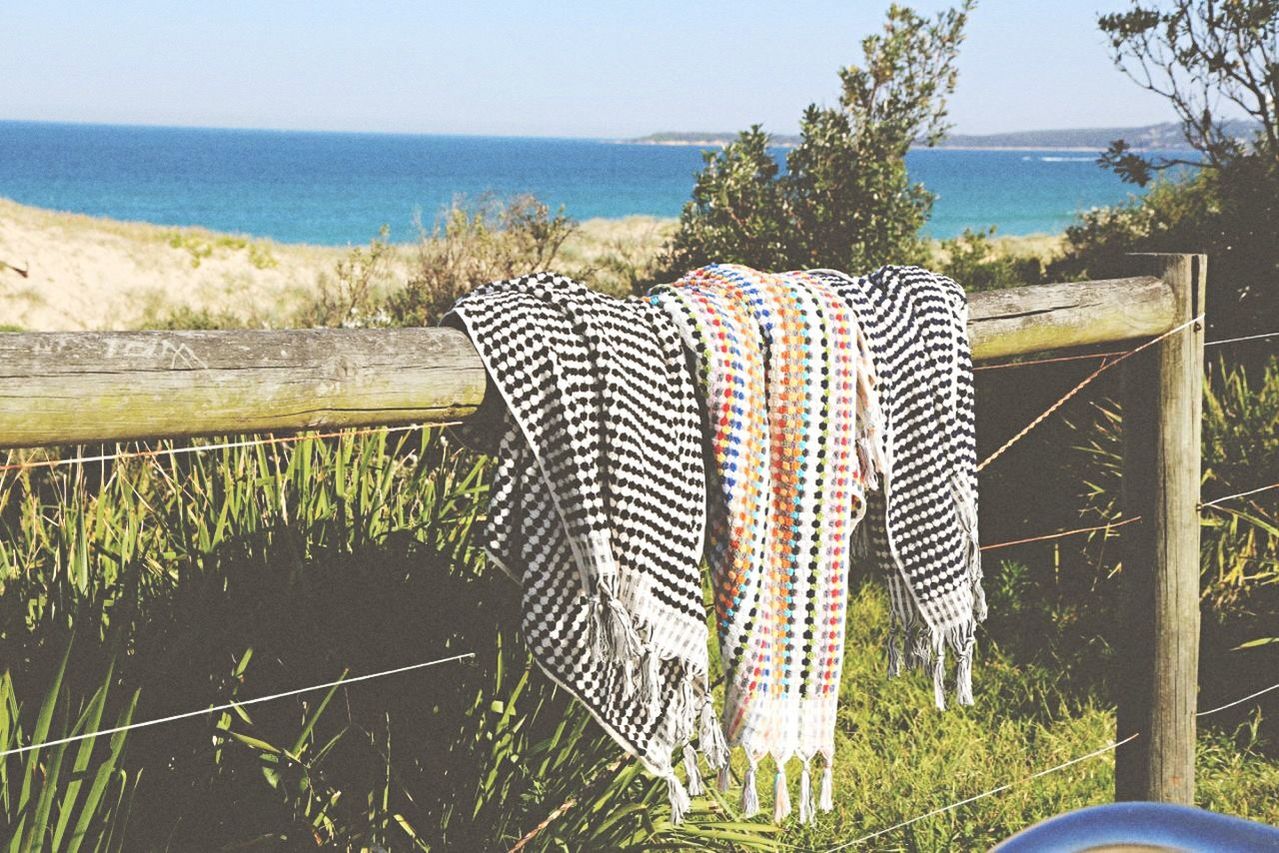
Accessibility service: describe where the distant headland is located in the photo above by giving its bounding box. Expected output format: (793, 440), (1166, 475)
(620, 120), (1250, 151)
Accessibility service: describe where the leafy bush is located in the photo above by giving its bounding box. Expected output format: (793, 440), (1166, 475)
(301, 225), (396, 328)
(659, 2), (973, 278)
(165, 231), (278, 270)
(385, 195), (576, 327)
(936, 227), (1047, 292)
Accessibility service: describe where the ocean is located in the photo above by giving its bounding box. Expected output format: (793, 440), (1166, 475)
(0, 120), (1164, 245)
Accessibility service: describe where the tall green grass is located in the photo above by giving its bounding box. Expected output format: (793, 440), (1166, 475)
(0, 430), (773, 849)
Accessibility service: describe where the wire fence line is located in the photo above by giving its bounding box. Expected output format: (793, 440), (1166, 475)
(1200, 481), (1279, 511)
(0, 422), (458, 474)
(977, 315), (1203, 473)
(979, 516), (1142, 552)
(974, 325), (1279, 373)
(0, 651), (475, 759)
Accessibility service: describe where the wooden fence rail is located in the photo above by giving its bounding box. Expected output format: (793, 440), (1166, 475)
(0, 254), (1206, 807)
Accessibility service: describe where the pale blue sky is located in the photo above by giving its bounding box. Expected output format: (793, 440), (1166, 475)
(1, 1), (1178, 137)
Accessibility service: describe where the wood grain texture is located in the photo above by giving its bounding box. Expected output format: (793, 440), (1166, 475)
(0, 275), (1179, 447)
(1115, 254), (1205, 805)
(967, 275), (1175, 360)
(0, 327), (487, 446)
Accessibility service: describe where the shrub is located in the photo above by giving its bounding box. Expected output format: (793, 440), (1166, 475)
(385, 195), (576, 327)
(659, 2), (973, 278)
(301, 225), (396, 328)
(1061, 1), (1279, 340)
(936, 227), (1046, 292)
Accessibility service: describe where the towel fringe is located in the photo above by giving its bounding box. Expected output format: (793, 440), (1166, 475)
(699, 695), (729, 770)
(666, 772), (691, 826)
(717, 760), (733, 794)
(930, 633), (948, 711)
(683, 743), (704, 797)
(798, 758), (814, 824)
(742, 757), (760, 817)
(773, 766), (791, 822)
(819, 754), (835, 812)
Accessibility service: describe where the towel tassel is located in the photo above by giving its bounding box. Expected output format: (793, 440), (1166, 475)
(773, 765), (791, 822)
(742, 757), (760, 817)
(717, 761), (733, 794)
(666, 771), (691, 826)
(683, 743), (704, 797)
(819, 755), (835, 812)
(699, 696), (729, 771)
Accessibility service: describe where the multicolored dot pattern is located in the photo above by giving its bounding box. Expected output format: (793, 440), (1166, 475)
(652, 264), (875, 765)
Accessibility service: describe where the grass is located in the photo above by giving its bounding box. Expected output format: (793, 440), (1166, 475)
(771, 580), (1279, 849)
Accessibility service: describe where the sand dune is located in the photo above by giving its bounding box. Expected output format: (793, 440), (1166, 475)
(0, 197), (347, 331)
(0, 198), (676, 331)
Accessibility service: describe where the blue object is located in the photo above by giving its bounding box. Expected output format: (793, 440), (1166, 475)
(995, 802), (1279, 852)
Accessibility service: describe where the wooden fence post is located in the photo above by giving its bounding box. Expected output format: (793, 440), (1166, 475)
(1115, 253), (1206, 803)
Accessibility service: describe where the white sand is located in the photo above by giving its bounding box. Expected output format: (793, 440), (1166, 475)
(0, 197), (341, 331)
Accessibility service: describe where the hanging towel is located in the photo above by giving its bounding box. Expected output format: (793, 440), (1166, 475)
(447, 272), (721, 824)
(812, 265), (986, 710)
(651, 264), (886, 822)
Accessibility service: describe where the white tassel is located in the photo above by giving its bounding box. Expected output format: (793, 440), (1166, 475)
(799, 758), (814, 824)
(620, 658), (636, 699)
(604, 592), (643, 660)
(931, 637), (947, 711)
(742, 758), (760, 817)
(773, 766), (791, 822)
(957, 632), (976, 706)
(586, 593), (609, 661)
(666, 772), (691, 826)
(683, 743), (704, 797)
(717, 761), (733, 793)
(819, 758), (834, 812)
(699, 697), (729, 771)
(677, 679), (696, 743)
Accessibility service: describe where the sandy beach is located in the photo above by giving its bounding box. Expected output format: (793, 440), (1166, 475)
(0, 198), (677, 331)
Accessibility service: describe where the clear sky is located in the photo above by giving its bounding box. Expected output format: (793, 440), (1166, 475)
(0, 1), (1178, 137)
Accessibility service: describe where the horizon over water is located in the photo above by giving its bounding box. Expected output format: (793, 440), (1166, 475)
(0, 120), (1164, 245)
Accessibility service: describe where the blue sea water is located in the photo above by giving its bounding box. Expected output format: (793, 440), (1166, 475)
(0, 120), (1164, 245)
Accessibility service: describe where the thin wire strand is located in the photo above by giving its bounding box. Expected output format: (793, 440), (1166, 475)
(1205, 330), (1279, 347)
(0, 422), (458, 473)
(1197, 680), (1279, 718)
(975, 349), (1126, 372)
(980, 516), (1142, 552)
(978, 315), (1203, 473)
(973, 327), (1279, 373)
(0, 651), (475, 759)
(821, 734), (1141, 851)
(1199, 481), (1279, 511)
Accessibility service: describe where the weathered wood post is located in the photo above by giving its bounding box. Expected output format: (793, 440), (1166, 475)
(1115, 253), (1206, 803)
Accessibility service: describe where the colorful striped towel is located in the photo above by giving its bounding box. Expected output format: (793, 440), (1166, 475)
(652, 264), (886, 822)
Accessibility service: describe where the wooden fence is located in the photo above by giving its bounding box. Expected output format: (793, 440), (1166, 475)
(0, 253), (1206, 806)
